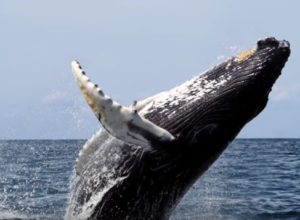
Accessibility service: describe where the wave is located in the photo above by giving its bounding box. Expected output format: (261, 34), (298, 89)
(0, 211), (61, 220)
(256, 210), (300, 220)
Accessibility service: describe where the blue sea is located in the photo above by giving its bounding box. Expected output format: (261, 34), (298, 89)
(0, 139), (299, 220)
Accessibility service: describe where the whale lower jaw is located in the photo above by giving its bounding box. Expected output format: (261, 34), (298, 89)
(66, 37), (290, 220)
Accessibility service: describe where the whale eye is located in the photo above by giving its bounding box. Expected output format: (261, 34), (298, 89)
(187, 124), (219, 145)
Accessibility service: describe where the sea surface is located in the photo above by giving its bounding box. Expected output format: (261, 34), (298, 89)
(0, 139), (299, 220)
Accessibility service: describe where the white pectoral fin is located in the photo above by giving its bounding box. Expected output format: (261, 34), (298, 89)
(71, 60), (112, 121)
(126, 111), (175, 147)
(71, 60), (175, 148)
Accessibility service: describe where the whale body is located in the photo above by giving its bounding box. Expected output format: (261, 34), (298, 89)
(65, 38), (290, 220)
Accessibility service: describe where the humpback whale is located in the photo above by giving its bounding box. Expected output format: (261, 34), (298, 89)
(65, 37), (290, 220)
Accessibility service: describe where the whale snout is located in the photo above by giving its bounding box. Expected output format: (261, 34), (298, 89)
(248, 37), (290, 92)
(257, 37), (290, 51)
(222, 37), (290, 97)
(256, 37), (290, 75)
(256, 37), (290, 69)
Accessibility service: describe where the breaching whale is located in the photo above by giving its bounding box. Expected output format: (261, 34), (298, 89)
(65, 37), (290, 220)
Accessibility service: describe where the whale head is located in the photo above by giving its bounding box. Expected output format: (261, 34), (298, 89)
(139, 37), (290, 153)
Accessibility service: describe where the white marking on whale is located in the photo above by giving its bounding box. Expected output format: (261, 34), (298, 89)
(71, 61), (174, 149)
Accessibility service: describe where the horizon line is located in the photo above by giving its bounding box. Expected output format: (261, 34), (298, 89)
(0, 138), (299, 141)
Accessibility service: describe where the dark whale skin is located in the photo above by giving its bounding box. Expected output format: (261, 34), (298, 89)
(66, 37), (290, 220)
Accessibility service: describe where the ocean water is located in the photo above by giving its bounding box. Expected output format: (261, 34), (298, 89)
(0, 139), (299, 220)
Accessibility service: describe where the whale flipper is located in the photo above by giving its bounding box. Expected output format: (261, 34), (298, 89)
(71, 61), (175, 148)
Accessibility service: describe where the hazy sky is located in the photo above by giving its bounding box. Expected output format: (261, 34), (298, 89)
(1, 1), (299, 139)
